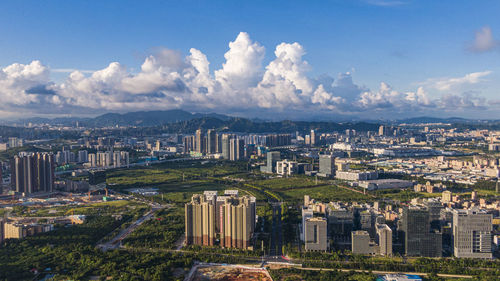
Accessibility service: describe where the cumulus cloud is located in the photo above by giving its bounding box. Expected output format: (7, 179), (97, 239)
(0, 32), (495, 119)
(468, 26), (500, 53)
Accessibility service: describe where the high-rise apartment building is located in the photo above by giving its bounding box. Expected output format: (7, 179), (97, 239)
(442, 190), (452, 203)
(195, 129), (204, 154)
(185, 194), (216, 246)
(400, 206), (442, 257)
(310, 130), (316, 146)
(11, 153), (54, 195)
(183, 135), (195, 153)
(220, 195), (256, 249)
(185, 192), (256, 249)
(215, 133), (222, 153)
(229, 138), (245, 161)
(378, 125), (386, 136)
(206, 129), (216, 154)
(376, 224), (392, 256)
(319, 154), (335, 177)
(304, 217), (327, 251)
(452, 209), (492, 258)
(78, 150), (88, 163)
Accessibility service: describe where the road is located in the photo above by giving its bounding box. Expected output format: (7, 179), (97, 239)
(297, 266), (473, 279)
(269, 202), (282, 257)
(97, 195), (166, 251)
(97, 208), (156, 251)
(119, 247), (475, 279)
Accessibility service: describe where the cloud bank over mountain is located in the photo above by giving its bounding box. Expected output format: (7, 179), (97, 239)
(0, 32), (495, 119)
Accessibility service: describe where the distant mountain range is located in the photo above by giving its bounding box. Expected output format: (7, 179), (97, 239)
(14, 110), (232, 127)
(6, 110), (500, 131)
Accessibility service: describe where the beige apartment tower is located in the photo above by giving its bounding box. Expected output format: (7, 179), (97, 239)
(185, 192), (255, 249)
(185, 194), (215, 246)
(220, 195), (255, 249)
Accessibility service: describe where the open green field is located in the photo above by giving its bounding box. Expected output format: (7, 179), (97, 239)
(252, 177), (323, 190)
(15, 199), (149, 217)
(106, 161), (373, 205)
(277, 184), (371, 203)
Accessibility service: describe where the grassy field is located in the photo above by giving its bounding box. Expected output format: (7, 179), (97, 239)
(17, 200), (149, 217)
(105, 161), (373, 206)
(252, 177), (322, 190)
(278, 184), (371, 203)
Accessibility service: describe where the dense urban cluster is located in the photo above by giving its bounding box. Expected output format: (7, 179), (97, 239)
(0, 117), (499, 280)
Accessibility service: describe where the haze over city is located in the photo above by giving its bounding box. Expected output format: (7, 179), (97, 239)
(0, 0), (500, 120)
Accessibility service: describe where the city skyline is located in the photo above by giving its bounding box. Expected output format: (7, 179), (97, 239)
(0, 1), (499, 120)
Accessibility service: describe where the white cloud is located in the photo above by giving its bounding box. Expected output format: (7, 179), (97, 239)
(0, 32), (496, 119)
(468, 26), (499, 53)
(215, 32), (265, 90)
(0, 60), (50, 105)
(421, 71), (491, 91)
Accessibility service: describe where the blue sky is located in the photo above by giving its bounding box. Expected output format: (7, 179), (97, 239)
(0, 0), (499, 120)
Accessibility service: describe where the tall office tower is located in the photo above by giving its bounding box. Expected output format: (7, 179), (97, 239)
(378, 125), (385, 136)
(304, 217), (328, 251)
(376, 224), (393, 256)
(221, 134), (231, 159)
(195, 129), (204, 153)
(185, 194), (216, 246)
(266, 151), (281, 173)
(310, 130), (316, 146)
(319, 154), (335, 177)
(452, 209), (492, 258)
(229, 138), (244, 161)
(215, 133), (222, 153)
(206, 129), (216, 154)
(120, 151), (130, 167)
(220, 195), (256, 249)
(112, 151), (122, 168)
(301, 207), (314, 241)
(400, 207), (442, 257)
(11, 153), (54, 195)
(78, 150), (88, 163)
